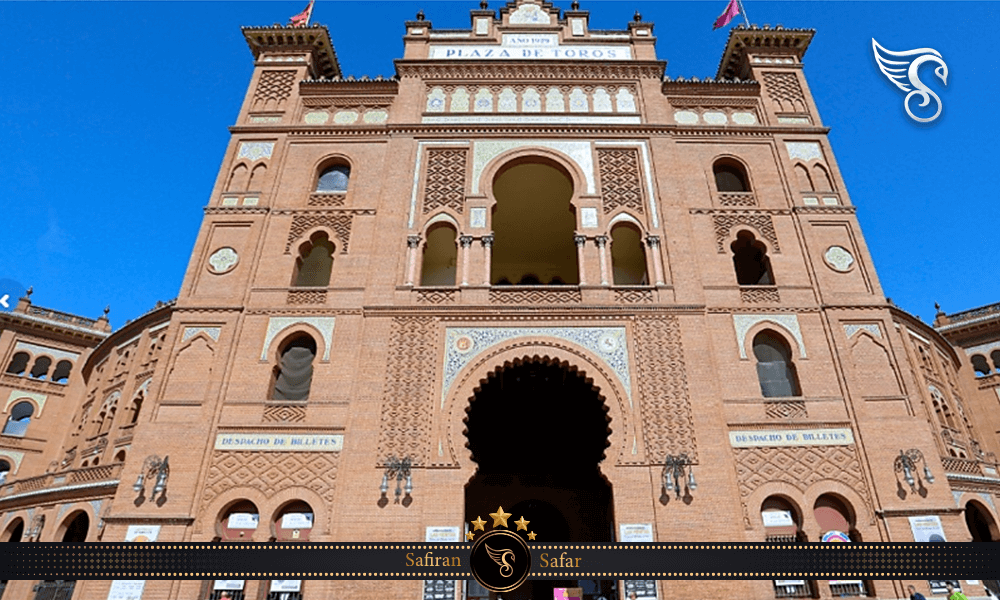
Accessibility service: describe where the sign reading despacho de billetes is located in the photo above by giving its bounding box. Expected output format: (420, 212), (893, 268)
(214, 433), (343, 452)
(728, 428), (854, 448)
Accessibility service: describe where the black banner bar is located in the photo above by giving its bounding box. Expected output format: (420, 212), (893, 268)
(1, 543), (997, 579)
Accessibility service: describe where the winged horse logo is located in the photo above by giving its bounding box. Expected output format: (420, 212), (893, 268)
(872, 39), (948, 123)
(485, 544), (515, 578)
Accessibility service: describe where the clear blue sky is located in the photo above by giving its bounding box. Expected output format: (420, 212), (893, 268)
(1, 1), (995, 328)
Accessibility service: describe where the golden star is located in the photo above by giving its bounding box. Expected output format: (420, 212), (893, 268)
(465, 531), (476, 541)
(471, 516), (486, 531)
(514, 516), (530, 531)
(527, 531), (537, 540)
(489, 506), (512, 528)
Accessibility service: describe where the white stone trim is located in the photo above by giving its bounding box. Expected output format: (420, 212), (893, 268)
(261, 317), (336, 362)
(472, 140), (595, 195)
(595, 141), (660, 228)
(12, 342), (80, 362)
(4, 390), (47, 418)
(733, 314), (806, 359)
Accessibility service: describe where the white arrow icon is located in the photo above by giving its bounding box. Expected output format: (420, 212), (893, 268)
(0, 295), (9, 309)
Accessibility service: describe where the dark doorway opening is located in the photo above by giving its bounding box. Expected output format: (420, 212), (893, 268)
(465, 358), (616, 600)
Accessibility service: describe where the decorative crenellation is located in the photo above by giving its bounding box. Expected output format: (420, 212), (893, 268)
(202, 450), (339, 509)
(286, 290), (327, 305)
(399, 63), (664, 81)
(378, 317), (437, 466)
(741, 287), (780, 304)
(262, 404), (307, 423)
(633, 316), (696, 463)
(252, 70), (297, 111)
(764, 400), (807, 420)
(426, 84), (638, 115)
(597, 148), (644, 214)
(489, 288), (583, 305)
(713, 212), (780, 253)
(732, 444), (874, 528)
(423, 149), (468, 214)
(762, 72), (807, 113)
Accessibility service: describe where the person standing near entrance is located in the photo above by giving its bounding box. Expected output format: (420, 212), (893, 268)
(907, 585), (927, 600)
(946, 584), (969, 600)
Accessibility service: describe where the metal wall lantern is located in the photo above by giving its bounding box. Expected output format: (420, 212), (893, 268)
(380, 455), (413, 503)
(133, 455), (170, 499)
(662, 453), (697, 500)
(894, 448), (934, 493)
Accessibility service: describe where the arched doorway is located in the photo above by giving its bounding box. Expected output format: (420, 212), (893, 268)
(491, 161), (579, 285)
(464, 357), (615, 600)
(965, 501), (999, 542)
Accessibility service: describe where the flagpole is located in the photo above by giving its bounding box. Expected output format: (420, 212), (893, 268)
(305, 0), (315, 26)
(736, 0), (751, 27)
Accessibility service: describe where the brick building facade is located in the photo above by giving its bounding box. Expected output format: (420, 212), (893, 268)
(2, 1), (998, 599)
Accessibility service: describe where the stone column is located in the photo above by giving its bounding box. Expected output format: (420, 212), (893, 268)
(482, 235), (494, 285)
(459, 235), (473, 286)
(596, 235), (609, 286)
(575, 235), (587, 285)
(646, 235), (665, 285)
(406, 235), (421, 286)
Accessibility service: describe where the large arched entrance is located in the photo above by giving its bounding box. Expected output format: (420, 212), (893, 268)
(965, 501), (999, 542)
(464, 357), (615, 600)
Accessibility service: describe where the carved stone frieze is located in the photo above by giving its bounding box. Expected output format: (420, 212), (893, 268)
(712, 212), (780, 253)
(202, 450), (339, 508)
(423, 149), (468, 214)
(598, 148), (644, 214)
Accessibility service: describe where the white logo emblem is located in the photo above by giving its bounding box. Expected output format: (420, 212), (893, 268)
(872, 39), (948, 123)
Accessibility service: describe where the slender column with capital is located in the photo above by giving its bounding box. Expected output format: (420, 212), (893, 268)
(596, 235), (609, 286)
(646, 235), (665, 285)
(574, 235), (587, 285)
(482, 235), (494, 285)
(459, 235), (473, 286)
(405, 235), (421, 286)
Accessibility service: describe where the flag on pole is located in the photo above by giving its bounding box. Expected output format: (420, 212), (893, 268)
(289, 0), (315, 27)
(713, 0), (741, 29)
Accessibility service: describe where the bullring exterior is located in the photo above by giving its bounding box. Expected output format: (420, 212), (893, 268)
(2, 2), (999, 600)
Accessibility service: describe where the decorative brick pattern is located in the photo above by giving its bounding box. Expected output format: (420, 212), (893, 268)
(252, 71), (297, 111)
(423, 149), (467, 214)
(614, 288), (653, 304)
(741, 287), (780, 304)
(733, 445), (873, 527)
(286, 290), (327, 305)
(285, 212), (356, 253)
(633, 316), (696, 462)
(378, 317), (437, 466)
(262, 404), (307, 423)
(713, 212), (780, 253)
(764, 400), (807, 420)
(489, 289), (583, 304)
(598, 148), (644, 214)
(308, 193), (346, 207)
(416, 290), (457, 304)
(203, 451), (339, 507)
(762, 72), (807, 113)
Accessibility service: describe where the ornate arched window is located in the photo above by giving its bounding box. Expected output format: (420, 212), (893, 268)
(5, 352), (29, 375)
(292, 233), (335, 287)
(753, 331), (801, 398)
(0, 459), (10, 485)
(713, 158), (750, 192)
(316, 164), (350, 193)
(971, 354), (991, 377)
(52, 360), (73, 383)
(2, 402), (35, 437)
(610, 222), (648, 285)
(271, 335), (317, 401)
(420, 223), (458, 286)
(731, 230), (774, 285)
(29, 356), (51, 380)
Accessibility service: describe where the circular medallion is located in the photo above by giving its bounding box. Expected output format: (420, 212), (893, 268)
(454, 335), (475, 354)
(824, 246), (855, 272)
(207, 247), (239, 274)
(598, 333), (619, 353)
(470, 529), (532, 593)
